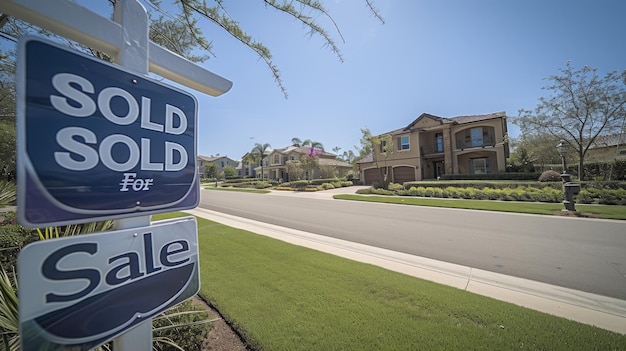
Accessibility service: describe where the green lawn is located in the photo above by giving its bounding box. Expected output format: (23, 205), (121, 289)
(334, 194), (626, 220)
(156, 213), (626, 350)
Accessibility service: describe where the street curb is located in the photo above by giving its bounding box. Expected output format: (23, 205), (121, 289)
(185, 207), (626, 335)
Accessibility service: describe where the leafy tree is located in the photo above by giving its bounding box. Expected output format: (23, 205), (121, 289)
(301, 147), (321, 180)
(286, 159), (304, 181)
(222, 164), (236, 178)
(359, 128), (393, 188)
(2, 1), (382, 97)
(204, 162), (218, 179)
(291, 137), (302, 147)
(251, 142), (271, 180)
(516, 62), (626, 179)
(355, 127), (374, 161)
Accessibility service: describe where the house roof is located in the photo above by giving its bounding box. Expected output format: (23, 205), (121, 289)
(317, 158), (353, 168)
(197, 155), (237, 163)
(590, 133), (626, 149)
(374, 112), (506, 137)
(404, 111), (506, 131)
(270, 145), (336, 158)
(356, 152), (374, 164)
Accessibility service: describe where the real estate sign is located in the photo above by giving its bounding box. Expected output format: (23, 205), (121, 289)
(17, 37), (199, 227)
(18, 216), (200, 351)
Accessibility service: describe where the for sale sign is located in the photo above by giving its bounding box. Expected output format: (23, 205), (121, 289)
(17, 37), (199, 227)
(18, 216), (200, 351)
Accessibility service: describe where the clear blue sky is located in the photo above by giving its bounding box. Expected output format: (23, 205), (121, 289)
(46, 1), (626, 160)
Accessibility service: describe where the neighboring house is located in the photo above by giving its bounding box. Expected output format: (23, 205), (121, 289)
(357, 112), (509, 185)
(237, 150), (272, 178)
(254, 146), (353, 181)
(197, 155), (239, 177)
(586, 133), (626, 162)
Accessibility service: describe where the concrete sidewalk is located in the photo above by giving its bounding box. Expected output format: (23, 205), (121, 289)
(184, 206), (626, 335)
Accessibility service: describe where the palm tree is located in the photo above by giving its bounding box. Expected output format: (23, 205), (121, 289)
(252, 143), (271, 180)
(291, 137), (302, 147)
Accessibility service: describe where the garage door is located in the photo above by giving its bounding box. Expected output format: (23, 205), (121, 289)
(393, 166), (415, 184)
(363, 168), (382, 185)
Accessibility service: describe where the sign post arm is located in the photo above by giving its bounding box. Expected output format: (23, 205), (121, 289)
(0, 0), (232, 96)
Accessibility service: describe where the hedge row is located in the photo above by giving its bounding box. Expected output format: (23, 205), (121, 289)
(439, 173), (541, 181)
(358, 185), (626, 205)
(402, 180), (626, 191)
(278, 180), (353, 190)
(402, 181), (563, 191)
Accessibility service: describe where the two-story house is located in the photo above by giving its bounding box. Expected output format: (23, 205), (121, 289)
(197, 155), (239, 177)
(357, 112), (509, 185)
(257, 146), (353, 181)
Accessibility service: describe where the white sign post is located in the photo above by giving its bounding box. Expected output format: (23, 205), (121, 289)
(1, 0), (232, 349)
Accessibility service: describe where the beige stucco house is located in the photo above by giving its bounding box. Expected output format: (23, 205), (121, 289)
(585, 133), (626, 162)
(257, 146), (353, 181)
(357, 112), (509, 185)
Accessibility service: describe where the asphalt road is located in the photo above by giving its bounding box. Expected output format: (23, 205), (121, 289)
(198, 189), (626, 300)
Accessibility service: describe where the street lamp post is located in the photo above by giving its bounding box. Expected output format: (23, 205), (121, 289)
(556, 140), (578, 211)
(556, 140), (568, 175)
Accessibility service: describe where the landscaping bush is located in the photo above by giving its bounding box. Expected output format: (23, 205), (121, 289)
(254, 181), (272, 189)
(153, 300), (210, 351)
(289, 180), (310, 189)
(577, 190), (594, 204)
(0, 181), (17, 206)
(388, 183), (404, 191)
(321, 183), (335, 190)
(439, 172), (541, 181)
(538, 170), (562, 182)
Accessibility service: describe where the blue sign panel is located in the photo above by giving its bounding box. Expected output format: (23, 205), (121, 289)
(18, 217), (199, 351)
(17, 37), (198, 226)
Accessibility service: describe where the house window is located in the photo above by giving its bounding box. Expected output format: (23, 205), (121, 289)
(379, 140), (388, 153)
(221, 161), (224, 167)
(290, 155), (296, 161)
(471, 128), (483, 147)
(471, 158), (489, 174)
(273, 154), (280, 164)
(435, 133), (443, 152)
(397, 136), (410, 151)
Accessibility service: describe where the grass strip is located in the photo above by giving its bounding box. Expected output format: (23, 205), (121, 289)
(156, 212), (626, 350)
(202, 187), (271, 194)
(333, 194), (626, 220)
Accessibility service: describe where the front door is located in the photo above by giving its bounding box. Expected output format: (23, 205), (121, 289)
(434, 161), (445, 179)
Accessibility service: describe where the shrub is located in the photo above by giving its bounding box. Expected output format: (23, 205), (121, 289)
(538, 170), (562, 182)
(388, 183), (404, 191)
(290, 180), (309, 189)
(0, 181), (17, 206)
(443, 186), (459, 198)
(321, 183), (335, 190)
(153, 300), (211, 351)
(371, 188), (395, 195)
(254, 181), (272, 189)
(439, 173), (541, 181)
(577, 190), (594, 204)
(0, 224), (37, 268)
(356, 188), (372, 194)
(340, 181), (353, 187)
